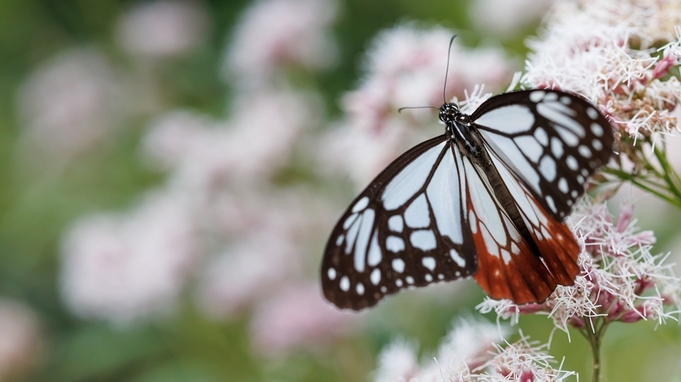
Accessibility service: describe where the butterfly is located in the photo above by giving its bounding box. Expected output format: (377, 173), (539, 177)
(321, 87), (614, 310)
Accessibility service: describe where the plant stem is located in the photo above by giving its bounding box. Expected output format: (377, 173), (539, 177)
(580, 318), (607, 382)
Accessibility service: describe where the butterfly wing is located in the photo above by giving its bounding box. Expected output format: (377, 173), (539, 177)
(462, 151), (580, 303)
(471, 89), (614, 221)
(322, 135), (478, 310)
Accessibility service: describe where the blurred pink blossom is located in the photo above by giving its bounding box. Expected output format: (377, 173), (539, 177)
(225, 0), (339, 84)
(373, 319), (573, 381)
(17, 49), (127, 160)
(0, 300), (42, 381)
(196, 229), (301, 319)
(60, 191), (200, 324)
(115, 0), (210, 58)
(469, 0), (553, 37)
(249, 283), (356, 356)
(323, 24), (512, 188)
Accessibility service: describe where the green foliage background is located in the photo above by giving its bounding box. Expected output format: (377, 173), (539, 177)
(0, 0), (680, 381)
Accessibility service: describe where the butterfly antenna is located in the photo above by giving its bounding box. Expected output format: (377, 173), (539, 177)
(442, 34), (458, 104)
(397, 105), (439, 114)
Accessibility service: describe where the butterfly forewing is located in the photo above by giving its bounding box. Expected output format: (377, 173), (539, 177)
(472, 90), (613, 221)
(322, 136), (478, 310)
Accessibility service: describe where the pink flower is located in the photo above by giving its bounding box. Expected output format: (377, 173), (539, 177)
(60, 191), (200, 323)
(469, 0), (553, 37)
(225, 0), (339, 84)
(249, 283), (356, 356)
(115, 0), (210, 58)
(324, 25), (512, 188)
(16, 49), (127, 160)
(195, 229), (301, 319)
(0, 300), (42, 381)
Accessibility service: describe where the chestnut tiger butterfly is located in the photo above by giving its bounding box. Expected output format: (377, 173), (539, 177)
(321, 38), (614, 310)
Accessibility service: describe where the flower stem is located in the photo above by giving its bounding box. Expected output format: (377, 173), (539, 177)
(580, 318), (608, 382)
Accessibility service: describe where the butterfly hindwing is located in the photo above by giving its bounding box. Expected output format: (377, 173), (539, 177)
(464, 152), (580, 304)
(322, 136), (478, 310)
(472, 89), (613, 221)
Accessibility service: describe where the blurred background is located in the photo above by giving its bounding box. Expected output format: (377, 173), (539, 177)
(0, 0), (680, 381)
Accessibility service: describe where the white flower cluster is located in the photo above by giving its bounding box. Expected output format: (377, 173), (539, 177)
(373, 318), (575, 382)
(522, 0), (681, 140)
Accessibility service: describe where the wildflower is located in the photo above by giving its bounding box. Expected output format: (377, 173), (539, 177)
(372, 318), (575, 382)
(224, 0), (339, 84)
(60, 191), (200, 324)
(115, 0), (210, 58)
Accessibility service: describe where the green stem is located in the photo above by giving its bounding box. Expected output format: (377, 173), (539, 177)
(580, 318), (608, 382)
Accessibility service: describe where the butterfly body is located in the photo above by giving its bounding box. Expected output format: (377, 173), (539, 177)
(322, 89), (613, 310)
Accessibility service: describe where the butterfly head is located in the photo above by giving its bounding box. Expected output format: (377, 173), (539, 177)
(439, 102), (470, 125)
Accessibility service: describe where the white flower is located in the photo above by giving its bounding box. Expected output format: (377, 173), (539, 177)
(60, 191), (200, 324)
(16, 49), (127, 160)
(224, 0), (339, 84)
(115, 0), (210, 58)
(469, 0), (554, 37)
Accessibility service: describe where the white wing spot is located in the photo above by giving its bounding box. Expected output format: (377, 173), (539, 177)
(438, 274), (444, 280)
(539, 156), (557, 181)
(392, 258), (405, 273)
(475, 105), (535, 134)
(591, 122), (604, 137)
(356, 282), (365, 295)
(386, 236), (405, 252)
(455, 271), (461, 277)
(410, 230), (437, 251)
(581, 168), (589, 176)
(558, 177), (569, 193)
(551, 137), (564, 158)
(566, 155), (578, 170)
(501, 249), (511, 264)
(449, 249), (466, 267)
(535, 127), (549, 145)
(367, 231), (381, 266)
(404, 194), (430, 228)
(340, 276), (350, 292)
(515, 136), (543, 162)
(425, 274), (433, 282)
(382, 143), (445, 210)
(381, 286), (387, 292)
(328, 268), (337, 280)
(352, 196), (369, 213)
(406, 276), (414, 284)
(335, 234), (344, 246)
(370, 268), (381, 285)
(587, 108), (599, 120)
(388, 215), (404, 232)
(529, 90), (545, 102)
(469, 210), (478, 233)
(578, 145), (592, 158)
(395, 279), (403, 287)
(342, 213), (357, 230)
(511, 242), (520, 254)
(354, 208), (375, 272)
(571, 190), (579, 198)
(481, 225), (500, 257)
(560, 96), (572, 105)
(577, 174), (584, 183)
(592, 139), (603, 151)
(544, 92), (558, 101)
(546, 195), (557, 213)
(422, 257), (436, 271)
